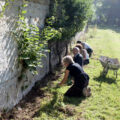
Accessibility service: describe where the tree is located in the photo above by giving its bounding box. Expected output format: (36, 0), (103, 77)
(93, 0), (120, 26)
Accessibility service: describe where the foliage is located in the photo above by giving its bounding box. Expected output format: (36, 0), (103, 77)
(12, 2), (50, 73)
(1, 0), (93, 73)
(0, 0), (11, 17)
(46, 0), (93, 41)
(41, 16), (62, 41)
(92, 0), (120, 26)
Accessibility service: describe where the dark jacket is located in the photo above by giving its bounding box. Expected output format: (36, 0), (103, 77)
(73, 53), (83, 67)
(67, 63), (89, 87)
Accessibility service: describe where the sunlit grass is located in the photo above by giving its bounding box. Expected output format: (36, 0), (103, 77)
(83, 26), (120, 120)
(34, 26), (120, 120)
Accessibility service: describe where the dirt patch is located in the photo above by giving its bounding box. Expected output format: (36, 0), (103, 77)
(1, 86), (45, 120)
(58, 105), (76, 116)
(0, 67), (63, 120)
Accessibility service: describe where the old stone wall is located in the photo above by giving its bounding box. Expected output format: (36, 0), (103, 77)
(0, 0), (50, 110)
(0, 0), (72, 110)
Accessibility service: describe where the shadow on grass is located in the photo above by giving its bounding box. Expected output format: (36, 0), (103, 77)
(94, 74), (117, 86)
(32, 91), (59, 118)
(63, 96), (85, 106)
(32, 88), (85, 118)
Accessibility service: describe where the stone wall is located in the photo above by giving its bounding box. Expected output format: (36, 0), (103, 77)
(0, 0), (50, 110)
(0, 0), (71, 110)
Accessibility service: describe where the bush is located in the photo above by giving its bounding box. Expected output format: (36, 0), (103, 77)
(46, 0), (93, 41)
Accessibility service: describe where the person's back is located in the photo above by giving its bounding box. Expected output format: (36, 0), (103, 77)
(76, 41), (93, 57)
(73, 53), (83, 67)
(67, 63), (89, 87)
(83, 42), (91, 49)
(83, 42), (93, 57)
(67, 63), (84, 77)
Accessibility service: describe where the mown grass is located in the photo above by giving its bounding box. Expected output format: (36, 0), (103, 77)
(33, 26), (120, 120)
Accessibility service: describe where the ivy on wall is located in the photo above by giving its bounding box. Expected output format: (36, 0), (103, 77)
(1, 0), (93, 74)
(1, 0), (50, 74)
(14, 1), (50, 74)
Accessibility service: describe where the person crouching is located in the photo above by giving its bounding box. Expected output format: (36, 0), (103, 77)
(59, 55), (91, 97)
(77, 41), (93, 57)
(75, 44), (89, 65)
(73, 47), (83, 67)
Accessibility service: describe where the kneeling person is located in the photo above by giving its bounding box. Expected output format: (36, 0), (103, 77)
(75, 44), (89, 65)
(59, 55), (91, 97)
(77, 41), (93, 57)
(73, 47), (83, 67)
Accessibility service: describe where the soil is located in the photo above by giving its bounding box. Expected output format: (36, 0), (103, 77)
(0, 67), (63, 120)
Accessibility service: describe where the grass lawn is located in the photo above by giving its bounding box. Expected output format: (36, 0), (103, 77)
(33, 26), (120, 120)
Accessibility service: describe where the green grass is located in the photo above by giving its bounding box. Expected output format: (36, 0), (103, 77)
(33, 26), (120, 120)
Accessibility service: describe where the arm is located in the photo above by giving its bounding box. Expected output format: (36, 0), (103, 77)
(59, 70), (69, 86)
(83, 49), (87, 60)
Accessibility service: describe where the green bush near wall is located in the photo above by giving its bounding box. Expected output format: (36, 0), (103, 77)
(45, 0), (93, 41)
(1, 0), (93, 74)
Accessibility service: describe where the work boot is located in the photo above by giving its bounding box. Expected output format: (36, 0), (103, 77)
(82, 87), (91, 97)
